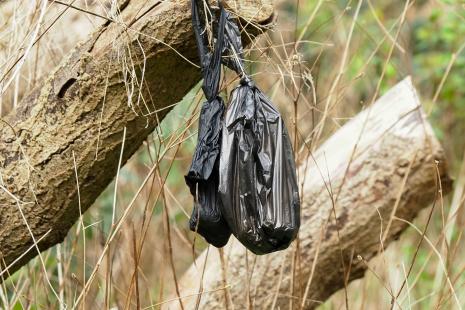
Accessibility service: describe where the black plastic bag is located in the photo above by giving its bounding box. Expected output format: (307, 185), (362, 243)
(221, 11), (245, 75)
(185, 0), (231, 247)
(186, 0), (300, 253)
(217, 14), (300, 254)
(185, 98), (230, 247)
(218, 76), (301, 254)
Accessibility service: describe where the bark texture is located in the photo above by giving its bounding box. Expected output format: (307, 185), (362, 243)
(175, 77), (452, 309)
(0, 0), (273, 275)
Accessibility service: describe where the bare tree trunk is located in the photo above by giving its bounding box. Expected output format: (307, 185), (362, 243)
(174, 77), (451, 309)
(0, 0), (273, 275)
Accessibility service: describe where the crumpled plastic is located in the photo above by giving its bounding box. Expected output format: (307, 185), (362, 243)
(218, 75), (300, 255)
(185, 99), (230, 247)
(185, 0), (231, 247)
(221, 11), (245, 75)
(186, 0), (300, 253)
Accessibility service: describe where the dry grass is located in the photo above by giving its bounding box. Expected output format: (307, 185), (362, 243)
(1, 0), (465, 309)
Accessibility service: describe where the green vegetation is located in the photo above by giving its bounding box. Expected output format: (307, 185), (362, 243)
(2, 0), (465, 308)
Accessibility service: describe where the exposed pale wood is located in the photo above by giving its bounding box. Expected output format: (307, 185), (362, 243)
(0, 0), (273, 276)
(174, 77), (451, 309)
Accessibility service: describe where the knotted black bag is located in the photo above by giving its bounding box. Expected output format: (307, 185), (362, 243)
(185, 0), (230, 247)
(217, 14), (301, 255)
(186, 0), (300, 253)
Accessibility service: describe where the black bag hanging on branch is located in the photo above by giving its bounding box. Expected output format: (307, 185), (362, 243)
(186, 0), (300, 254)
(185, 0), (231, 247)
(217, 8), (301, 255)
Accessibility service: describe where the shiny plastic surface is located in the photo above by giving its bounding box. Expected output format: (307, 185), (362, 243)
(222, 11), (245, 75)
(187, 0), (300, 252)
(185, 0), (231, 247)
(218, 77), (300, 255)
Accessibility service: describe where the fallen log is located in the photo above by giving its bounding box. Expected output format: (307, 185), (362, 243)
(0, 0), (273, 275)
(174, 77), (452, 309)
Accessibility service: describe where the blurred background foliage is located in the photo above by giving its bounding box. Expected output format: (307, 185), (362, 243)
(2, 0), (465, 309)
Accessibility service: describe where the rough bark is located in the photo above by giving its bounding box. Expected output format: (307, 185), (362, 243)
(0, 0), (273, 275)
(174, 77), (452, 309)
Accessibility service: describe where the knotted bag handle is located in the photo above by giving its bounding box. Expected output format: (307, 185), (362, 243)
(191, 0), (227, 101)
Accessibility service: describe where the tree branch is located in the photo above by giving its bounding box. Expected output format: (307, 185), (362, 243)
(0, 0), (273, 276)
